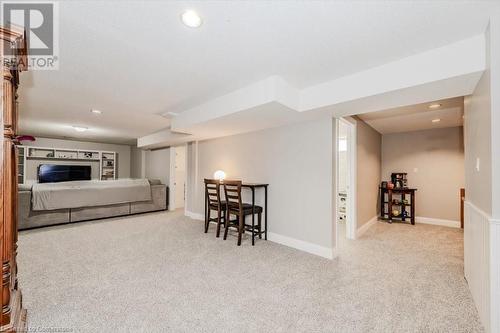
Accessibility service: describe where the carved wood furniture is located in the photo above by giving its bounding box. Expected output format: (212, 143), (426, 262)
(204, 179), (226, 237)
(380, 187), (417, 225)
(1, 26), (28, 332)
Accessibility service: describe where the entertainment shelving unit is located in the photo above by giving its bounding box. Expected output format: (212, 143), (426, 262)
(16, 146), (117, 184)
(18, 146), (26, 185)
(100, 151), (116, 180)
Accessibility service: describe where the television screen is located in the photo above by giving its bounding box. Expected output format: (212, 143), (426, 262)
(38, 165), (92, 183)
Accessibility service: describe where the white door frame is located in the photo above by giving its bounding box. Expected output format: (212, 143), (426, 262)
(335, 117), (357, 243)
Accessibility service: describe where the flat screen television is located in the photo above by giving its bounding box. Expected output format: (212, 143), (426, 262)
(38, 164), (92, 183)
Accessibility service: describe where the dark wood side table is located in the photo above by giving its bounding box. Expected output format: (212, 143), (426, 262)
(380, 187), (417, 224)
(205, 182), (269, 242)
(242, 183), (269, 241)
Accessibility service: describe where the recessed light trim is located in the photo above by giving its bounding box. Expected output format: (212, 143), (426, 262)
(181, 10), (202, 28)
(91, 109), (102, 114)
(73, 126), (88, 132)
(428, 103), (442, 109)
(431, 118), (441, 123)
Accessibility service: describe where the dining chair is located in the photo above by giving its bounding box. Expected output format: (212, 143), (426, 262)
(222, 180), (263, 246)
(204, 179), (226, 237)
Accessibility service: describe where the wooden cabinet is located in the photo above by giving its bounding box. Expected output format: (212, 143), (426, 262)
(380, 187), (417, 225)
(1, 26), (27, 333)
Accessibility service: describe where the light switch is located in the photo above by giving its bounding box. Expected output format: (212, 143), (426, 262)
(413, 168), (418, 173)
(476, 158), (480, 172)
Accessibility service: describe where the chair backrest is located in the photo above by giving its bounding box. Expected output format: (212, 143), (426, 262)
(223, 180), (242, 213)
(204, 179), (221, 208)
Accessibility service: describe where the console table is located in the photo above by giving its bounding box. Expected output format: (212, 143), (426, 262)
(380, 187), (417, 224)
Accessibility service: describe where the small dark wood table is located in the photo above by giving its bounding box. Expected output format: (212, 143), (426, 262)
(205, 182), (269, 242)
(242, 183), (269, 241)
(380, 187), (417, 224)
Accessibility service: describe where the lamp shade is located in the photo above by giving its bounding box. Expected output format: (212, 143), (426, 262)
(213, 170), (226, 181)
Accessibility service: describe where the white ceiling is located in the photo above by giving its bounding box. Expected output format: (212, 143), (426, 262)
(358, 97), (464, 134)
(17, 1), (498, 144)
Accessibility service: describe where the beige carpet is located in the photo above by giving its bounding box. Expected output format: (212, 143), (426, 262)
(18, 210), (483, 332)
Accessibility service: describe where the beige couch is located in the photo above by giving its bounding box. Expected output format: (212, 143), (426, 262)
(18, 180), (168, 230)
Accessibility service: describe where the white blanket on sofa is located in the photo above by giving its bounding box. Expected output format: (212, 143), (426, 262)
(32, 179), (152, 211)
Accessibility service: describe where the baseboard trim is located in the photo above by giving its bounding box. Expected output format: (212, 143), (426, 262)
(267, 232), (334, 260)
(357, 215), (378, 237)
(416, 216), (460, 228)
(185, 210), (204, 221)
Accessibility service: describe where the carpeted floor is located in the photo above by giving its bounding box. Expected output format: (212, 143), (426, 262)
(18, 210), (483, 332)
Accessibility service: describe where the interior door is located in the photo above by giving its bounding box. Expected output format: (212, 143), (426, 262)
(174, 146), (186, 208)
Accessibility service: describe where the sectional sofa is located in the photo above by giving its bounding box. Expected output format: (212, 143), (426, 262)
(18, 179), (168, 230)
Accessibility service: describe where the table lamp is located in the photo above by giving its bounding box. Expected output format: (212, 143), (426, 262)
(213, 170), (226, 182)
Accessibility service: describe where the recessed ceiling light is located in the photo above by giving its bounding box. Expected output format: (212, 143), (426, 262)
(428, 103), (442, 109)
(181, 10), (202, 28)
(73, 126), (88, 132)
(91, 109), (102, 114)
(431, 118), (441, 123)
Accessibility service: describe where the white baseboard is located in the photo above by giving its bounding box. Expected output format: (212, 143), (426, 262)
(267, 232), (334, 260)
(416, 216), (460, 228)
(185, 210), (204, 221)
(184, 212), (334, 260)
(356, 215), (378, 237)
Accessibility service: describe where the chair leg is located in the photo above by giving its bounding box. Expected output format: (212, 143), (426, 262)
(237, 214), (243, 246)
(252, 213), (255, 246)
(258, 213), (262, 239)
(216, 209), (222, 238)
(204, 207), (210, 233)
(223, 211), (230, 240)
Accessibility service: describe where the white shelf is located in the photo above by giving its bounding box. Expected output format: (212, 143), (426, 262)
(17, 145), (117, 183)
(100, 151), (116, 181)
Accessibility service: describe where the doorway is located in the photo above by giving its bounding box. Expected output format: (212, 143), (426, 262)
(335, 117), (357, 245)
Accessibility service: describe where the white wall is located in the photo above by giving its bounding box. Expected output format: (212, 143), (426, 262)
(144, 148), (171, 186)
(488, 12), (500, 333)
(185, 118), (334, 257)
(130, 146), (145, 178)
(23, 137), (132, 179)
(337, 122), (348, 192)
(355, 117), (381, 228)
(464, 16), (500, 333)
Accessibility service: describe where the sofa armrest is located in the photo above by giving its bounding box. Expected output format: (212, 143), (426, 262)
(151, 184), (168, 210)
(18, 191), (70, 230)
(130, 184), (168, 214)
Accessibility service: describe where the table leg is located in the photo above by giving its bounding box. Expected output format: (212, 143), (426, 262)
(388, 190), (393, 224)
(265, 186), (268, 240)
(204, 188), (207, 232)
(252, 188), (255, 246)
(401, 192), (406, 223)
(411, 191), (415, 225)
